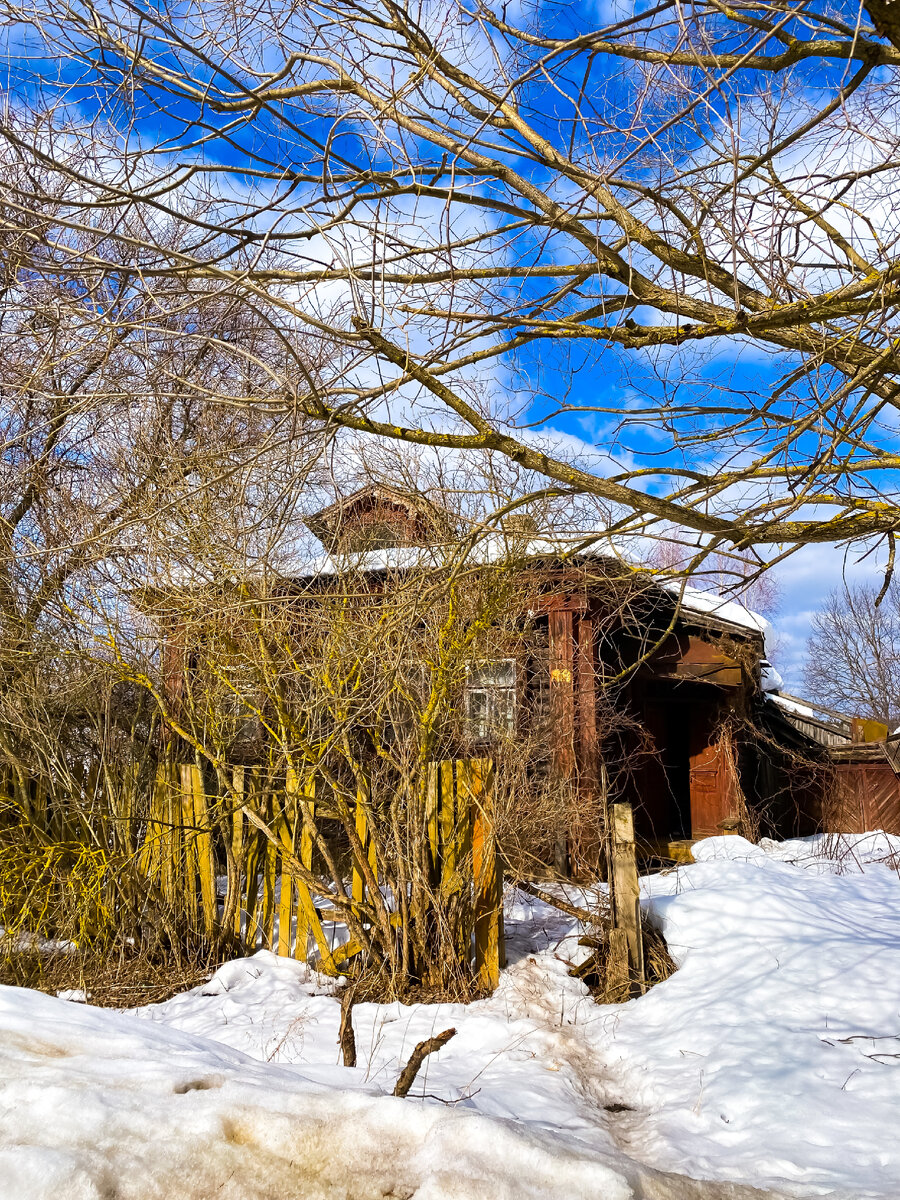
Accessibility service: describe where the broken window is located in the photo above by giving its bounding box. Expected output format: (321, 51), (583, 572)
(465, 659), (517, 742)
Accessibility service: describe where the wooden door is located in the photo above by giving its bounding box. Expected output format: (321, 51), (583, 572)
(688, 706), (738, 837)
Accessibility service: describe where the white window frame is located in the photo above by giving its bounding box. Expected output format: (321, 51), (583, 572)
(465, 659), (517, 743)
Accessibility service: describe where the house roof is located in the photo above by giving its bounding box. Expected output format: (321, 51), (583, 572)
(304, 484), (457, 549)
(295, 485), (774, 646)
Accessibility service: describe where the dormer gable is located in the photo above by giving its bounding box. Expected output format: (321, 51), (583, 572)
(305, 485), (455, 552)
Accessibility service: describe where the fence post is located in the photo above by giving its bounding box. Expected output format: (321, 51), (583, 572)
(242, 769), (263, 949)
(425, 761), (440, 887)
(192, 766), (217, 939)
(294, 771), (314, 961)
(157, 762), (176, 903)
(611, 801), (644, 994)
(261, 786), (277, 948)
(471, 758), (503, 990)
(229, 767), (245, 941)
(352, 781), (377, 915)
(275, 771), (297, 957)
(179, 764), (199, 929)
(452, 759), (476, 968)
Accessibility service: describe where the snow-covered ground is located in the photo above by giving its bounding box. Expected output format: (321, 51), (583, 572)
(1, 833), (899, 1199)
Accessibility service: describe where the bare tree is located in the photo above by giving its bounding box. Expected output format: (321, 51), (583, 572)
(0, 1), (898, 569)
(803, 584), (900, 726)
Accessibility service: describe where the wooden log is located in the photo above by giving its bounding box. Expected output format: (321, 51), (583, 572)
(611, 801), (644, 993)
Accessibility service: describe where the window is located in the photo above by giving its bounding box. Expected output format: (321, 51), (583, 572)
(465, 659), (517, 742)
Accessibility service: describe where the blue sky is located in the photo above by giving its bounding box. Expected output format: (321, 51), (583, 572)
(4, 0), (895, 694)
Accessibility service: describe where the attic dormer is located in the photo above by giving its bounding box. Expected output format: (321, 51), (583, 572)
(305, 485), (455, 552)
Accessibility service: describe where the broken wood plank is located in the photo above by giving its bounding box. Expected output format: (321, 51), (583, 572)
(611, 801), (644, 993)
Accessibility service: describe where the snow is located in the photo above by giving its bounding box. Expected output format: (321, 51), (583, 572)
(0, 969), (634, 1200)
(660, 581), (770, 639)
(759, 661), (783, 692)
(768, 692), (820, 720)
(3, 836), (900, 1197)
(296, 534), (591, 579)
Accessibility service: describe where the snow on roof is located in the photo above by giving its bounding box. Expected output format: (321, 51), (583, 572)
(291, 534), (589, 579)
(659, 580), (770, 639)
(760, 660), (783, 693)
(291, 542), (773, 650)
(769, 691), (820, 720)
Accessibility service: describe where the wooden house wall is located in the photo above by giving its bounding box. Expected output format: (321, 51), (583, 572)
(832, 763), (900, 835)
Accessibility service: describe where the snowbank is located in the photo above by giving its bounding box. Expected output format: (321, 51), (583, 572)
(2, 837), (899, 1198)
(0, 895), (774, 1200)
(0, 976), (637, 1200)
(616, 836), (900, 1196)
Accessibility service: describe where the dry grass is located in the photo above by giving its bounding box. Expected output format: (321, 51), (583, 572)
(571, 914), (676, 1004)
(0, 946), (214, 1008)
(0, 827), (219, 1007)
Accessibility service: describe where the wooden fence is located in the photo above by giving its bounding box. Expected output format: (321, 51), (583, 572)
(1, 756), (504, 987)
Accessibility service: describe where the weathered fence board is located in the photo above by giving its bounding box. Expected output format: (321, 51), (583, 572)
(3, 754), (505, 987)
(611, 800), (645, 994)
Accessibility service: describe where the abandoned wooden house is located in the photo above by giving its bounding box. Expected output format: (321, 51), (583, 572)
(22, 481), (889, 986)
(154, 480), (900, 914)
(280, 484), (838, 868)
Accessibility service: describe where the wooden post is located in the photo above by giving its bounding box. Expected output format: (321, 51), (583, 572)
(471, 759), (503, 990)
(611, 801), (644, 993)
(549, 607), (575, 876)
